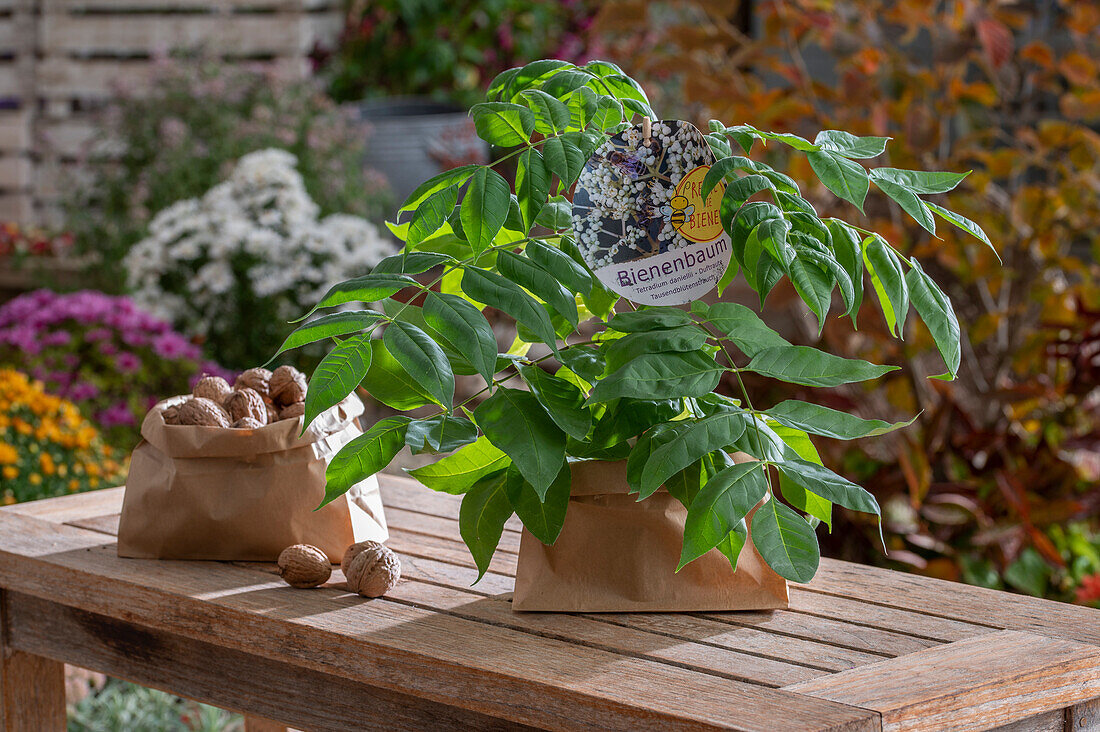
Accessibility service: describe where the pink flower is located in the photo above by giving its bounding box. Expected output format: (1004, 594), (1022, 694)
(115, 352), (142, 373)
(98, 401), (137, 427)
(152, 332), (192, 359)
(68, 381), (100, 401)
(43, 331), (72, 347)
(85, 328), (112, 342)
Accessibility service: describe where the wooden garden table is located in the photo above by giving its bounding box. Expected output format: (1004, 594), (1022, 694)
(2, 475), (1100, 732)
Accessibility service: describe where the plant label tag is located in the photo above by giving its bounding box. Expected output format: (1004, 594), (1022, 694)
(571, 120), (732, 305)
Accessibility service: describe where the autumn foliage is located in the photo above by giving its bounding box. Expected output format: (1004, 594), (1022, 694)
(593, 0), (1100, 600)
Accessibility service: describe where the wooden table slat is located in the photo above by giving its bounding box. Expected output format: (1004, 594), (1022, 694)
(2, 476), (1099, 731)
(785, 630), (1100, 732)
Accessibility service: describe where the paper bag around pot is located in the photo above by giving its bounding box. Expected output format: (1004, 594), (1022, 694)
(118, 393), (387, 562)
(512, 457), (789, 612)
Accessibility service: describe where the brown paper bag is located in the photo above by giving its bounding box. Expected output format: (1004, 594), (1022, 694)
(118, 393), (387, 562)
(512, 458), (789, 612)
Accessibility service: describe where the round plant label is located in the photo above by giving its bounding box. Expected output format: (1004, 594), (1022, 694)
(571, 119), (732, 305)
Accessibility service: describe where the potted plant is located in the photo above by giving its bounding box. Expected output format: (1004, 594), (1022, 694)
(276, 59), (994, 610)
(320, 0), (598, 202)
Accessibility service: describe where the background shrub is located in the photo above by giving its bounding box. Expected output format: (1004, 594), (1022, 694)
(61, 60), (390, 289)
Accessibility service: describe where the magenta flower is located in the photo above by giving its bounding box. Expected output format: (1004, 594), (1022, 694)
(152, 332), (191, 359)
(0, 288), (228, 447)
(115, 352), (142, 373)
(68, 381), (100, 401)
(98, 401), (137, 427)
(85, 328), (112, 342)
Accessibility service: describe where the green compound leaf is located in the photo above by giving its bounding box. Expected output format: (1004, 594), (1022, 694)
(474, 387), (567, 498)
(814, 130), (889, 159)
(870, 175), (936, 236)
(360, 339), (436, 410)
(807, 150), (869, 212)
(461, 266), (560, 355)
(408, 184), (458, 246)
(602, 325), (710, 373)
(382, 320), (455, 408)
(407, 436), (510, 495)
(787, 255), (832, 334)
(533, 198), (573, 230)
(764, 400), (917, 440)
(588, 350), (724, 404)
(775, 458), (881, 521)
(746, 345), (898, 387)
(870, 167), (969, 194)
(372, 251), (454, 275)
(639, 411), (754, 499)
(404, 414), (479, 455)
(608, 306), (694, 332)
(518, 364), (591, 441)
(525, 238), (593, 296)
(906, 258), (961, 380)
(506, 464), (571, 545)
(400, 165), (479, 212)
(322, 416), (410, 509)
(273, 310), (385, 358)
(591, 95), (624, 130)
(751, 498), (821, 583)
(296, 276), (418, 320)
(722, 174), (775, 212)
(825, 220), (865, 322)
(864, 235), (910, 338)
(541, 135), (587, 190)
(303, 333), (372, 432)
(497, 250), (578, 328)
(519, 88), (571, 134)
(925, 201), (999, 262)
(459, 468), (516, 582)
(469, 101), (535, 146)
(770, 423), (833, 530)
(423, 291), (498, 385)
(679, 461), (768, 570)
(460, 167), (511, 255)
(515, 148), (551, 231)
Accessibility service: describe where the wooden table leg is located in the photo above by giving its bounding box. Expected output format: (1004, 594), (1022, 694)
(1, 591), (66, 732)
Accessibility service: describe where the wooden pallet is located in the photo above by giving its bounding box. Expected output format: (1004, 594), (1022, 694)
(0, 0), (343, 225)
(3, 475), (1100, 731)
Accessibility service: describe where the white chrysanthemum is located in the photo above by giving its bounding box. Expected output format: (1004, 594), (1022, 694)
(125, 148), (395, 333)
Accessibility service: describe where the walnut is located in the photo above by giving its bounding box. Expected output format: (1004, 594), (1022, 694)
(277, 544), (331, 589)
(162, 402), (183, 425)
(234, 367), (272, 399)
(192, 375), (232, 403)
(223, 388), (267, 424)
(177, 397), (230, 428)
(279, 402), (305, 421)
(265, 400), (279, 424)
(232, 416), (265, 430)
(269, 365), (307, 407)
(344, 541), (401, 598)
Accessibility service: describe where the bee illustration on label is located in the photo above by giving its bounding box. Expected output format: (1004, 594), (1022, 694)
(660, 195), (694, 230)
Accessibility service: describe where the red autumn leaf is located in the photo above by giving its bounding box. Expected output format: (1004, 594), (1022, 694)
(976, 17), (1013, 69)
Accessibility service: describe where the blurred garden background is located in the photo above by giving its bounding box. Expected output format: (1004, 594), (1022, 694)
(1, 0), (1098, 725)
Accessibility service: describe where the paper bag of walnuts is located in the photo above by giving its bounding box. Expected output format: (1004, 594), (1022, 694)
(118, 366), (388, 562)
